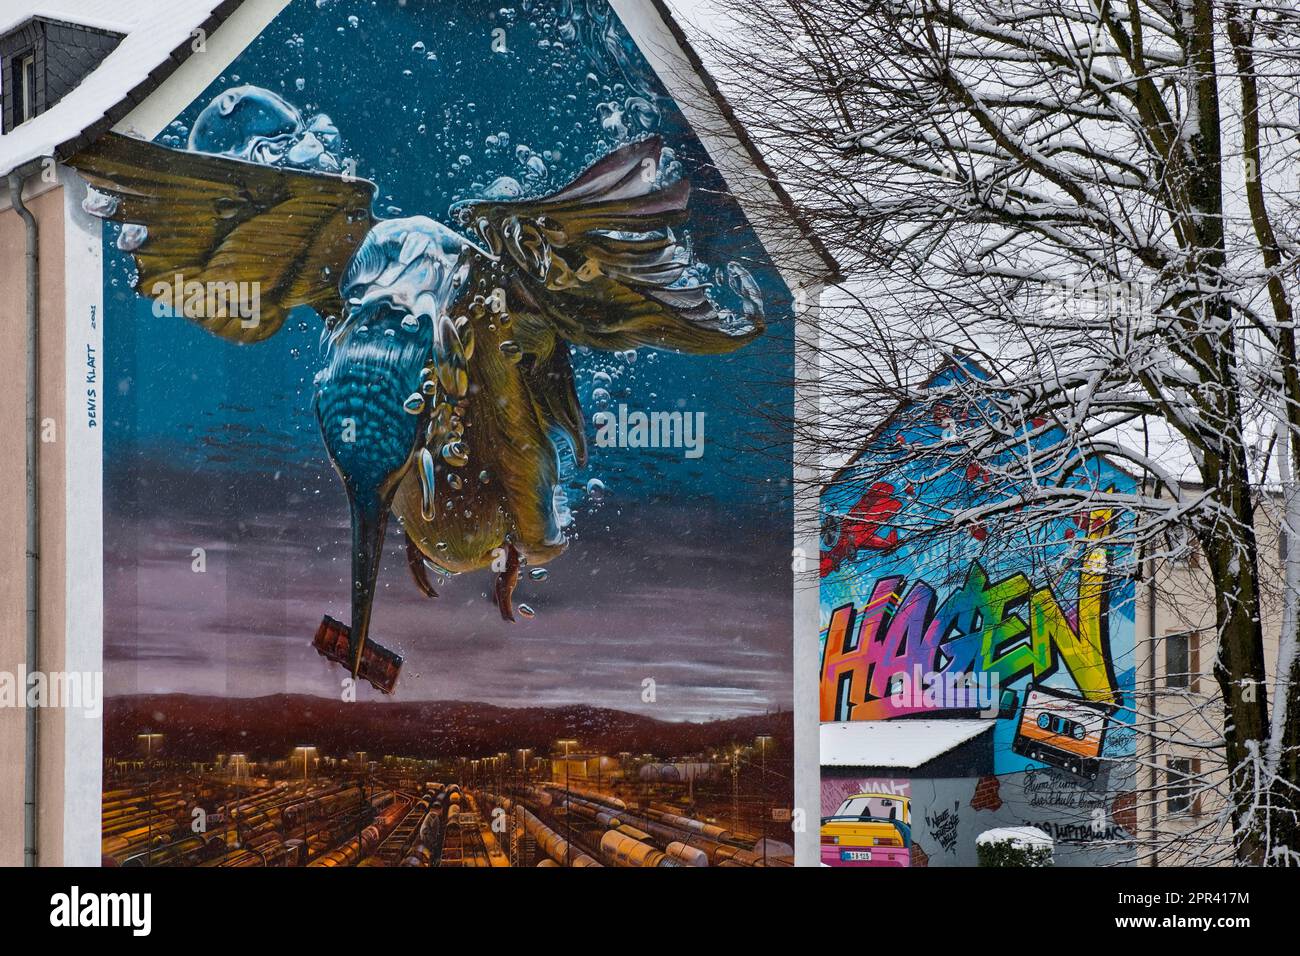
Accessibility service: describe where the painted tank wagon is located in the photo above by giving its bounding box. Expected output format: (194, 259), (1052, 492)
(516, 805), (600, 868)
(119, 834), (227, 867)
(282, 786), (366, 829)
(599, 830), (679, 868)
(665, 841), (709, 867)
(641, 806), (733, 843)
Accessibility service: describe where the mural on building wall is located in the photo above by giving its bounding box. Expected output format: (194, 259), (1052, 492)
(819, 364), (1137, 866)
(79, 0), (794, 868)
(821, 772), (1139, 867)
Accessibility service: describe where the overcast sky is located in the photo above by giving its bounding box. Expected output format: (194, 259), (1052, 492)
(104, 462), (794, 721)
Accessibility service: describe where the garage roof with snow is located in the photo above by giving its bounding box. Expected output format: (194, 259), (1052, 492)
(820, 719), (996, 771)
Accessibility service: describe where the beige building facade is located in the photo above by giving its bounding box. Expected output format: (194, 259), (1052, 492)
(1134, 499), (1287, 864)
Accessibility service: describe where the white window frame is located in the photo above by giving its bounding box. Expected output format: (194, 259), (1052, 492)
(18, 51), (34, 123)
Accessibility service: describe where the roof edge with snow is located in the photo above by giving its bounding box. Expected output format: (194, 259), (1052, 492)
(0, 1), (243, 177)
(647, 0), (842, 284)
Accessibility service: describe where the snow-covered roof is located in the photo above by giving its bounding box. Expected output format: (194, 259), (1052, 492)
(819, 719), (994, 768)
(0, 0), (238, 176)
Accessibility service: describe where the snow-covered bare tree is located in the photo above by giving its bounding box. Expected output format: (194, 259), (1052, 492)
(691, 0), (1300, 863)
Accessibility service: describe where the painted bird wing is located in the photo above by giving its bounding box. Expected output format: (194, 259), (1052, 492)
(68, 131), (376, 343)
(455, 135), (766, 468)
(457, 135), (764, 355)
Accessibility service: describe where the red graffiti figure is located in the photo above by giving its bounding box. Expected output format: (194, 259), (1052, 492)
(821, 483), (903, 577)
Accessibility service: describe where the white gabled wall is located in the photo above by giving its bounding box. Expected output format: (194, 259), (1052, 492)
(117, 0), (292, 140)
(60, 168), (103, 865)
(46, 0), (291, 869)
(74, 0), (827, 868)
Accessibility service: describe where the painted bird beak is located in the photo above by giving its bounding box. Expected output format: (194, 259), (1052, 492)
(346, 487), (389, 679)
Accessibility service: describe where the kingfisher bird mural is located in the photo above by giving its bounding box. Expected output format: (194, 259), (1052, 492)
(73, 86), (764, 690)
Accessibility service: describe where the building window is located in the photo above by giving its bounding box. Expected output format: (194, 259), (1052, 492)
(19, 52), (34, 122)
(2, 18), (124, 133)
(1167, 758), (1192, 815)
(8, 48), (36, 126)
(1165, 632), (1191, 689)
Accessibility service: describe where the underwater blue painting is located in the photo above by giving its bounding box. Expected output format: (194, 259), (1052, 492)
(92, 0), (795, 720)
(86, 0), (797, 869)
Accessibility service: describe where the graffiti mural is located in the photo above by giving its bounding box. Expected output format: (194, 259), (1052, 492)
(85, 0), (794, 868)
(821, 539), (1121, 724)
(820, 364), (1137, 865)
(822, 772), (1137, 867)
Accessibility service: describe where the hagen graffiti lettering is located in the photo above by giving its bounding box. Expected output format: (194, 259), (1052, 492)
(820, 545), (1119, 722)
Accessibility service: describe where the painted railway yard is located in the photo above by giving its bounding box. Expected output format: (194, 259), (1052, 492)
(101, 771), (791, 868)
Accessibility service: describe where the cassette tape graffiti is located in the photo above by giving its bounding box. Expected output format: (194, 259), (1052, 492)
(1012, 685), (1111, 781)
